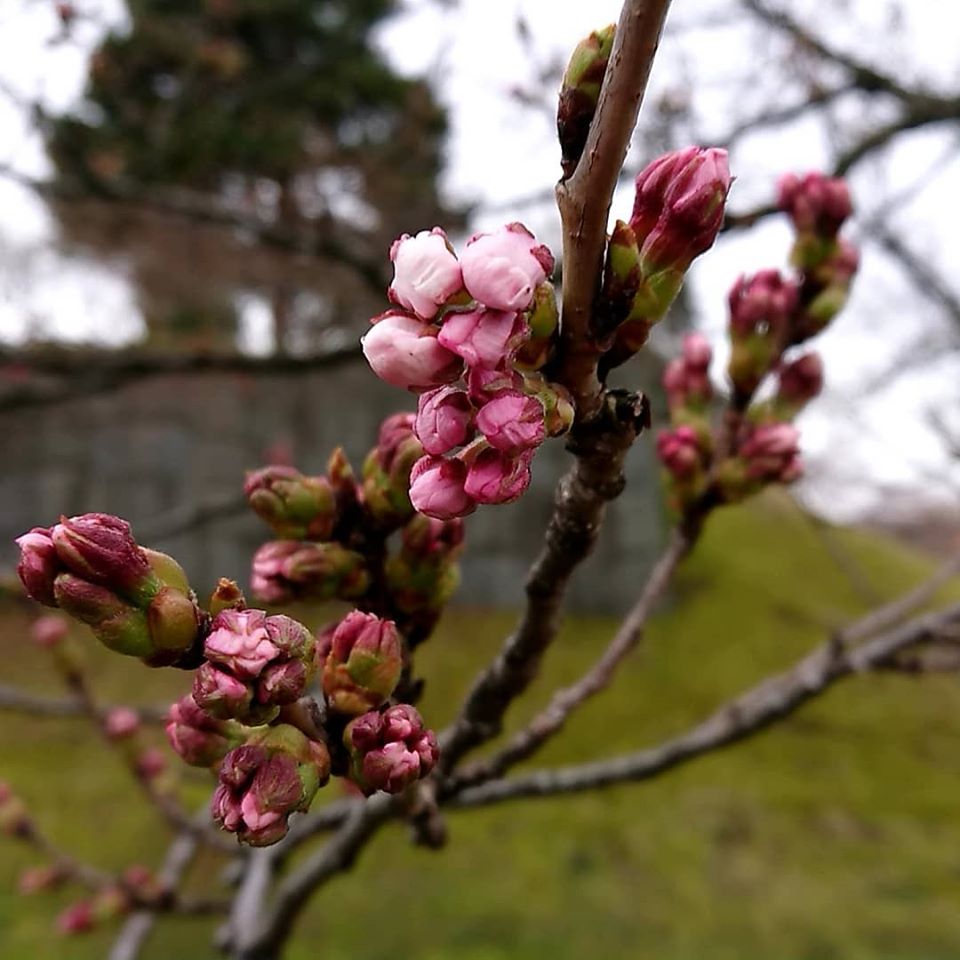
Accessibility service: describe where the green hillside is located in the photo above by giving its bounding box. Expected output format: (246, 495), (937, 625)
(3, 492), (960, 960)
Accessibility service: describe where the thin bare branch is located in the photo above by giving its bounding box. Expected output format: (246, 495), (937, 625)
(0, 683), (168, 723)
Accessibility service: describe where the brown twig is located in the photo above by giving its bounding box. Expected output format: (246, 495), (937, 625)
(0, 683), (167, 723)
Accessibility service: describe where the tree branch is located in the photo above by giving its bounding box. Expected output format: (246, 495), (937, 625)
(0, 683), (167, 723)
(449, 600), (960, 809)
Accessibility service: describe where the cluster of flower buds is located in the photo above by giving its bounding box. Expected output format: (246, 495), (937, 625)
(166, 694), (246, 767)
(15, 514), (203, 667)
(655, 170), (857, 511)
(599, 147), (731, 370)
(344, 704), (439, 796)
(193, 610), (316, 725)
(211, 725), (330, 847)
(362, 223), (574, 519)
(557, 24), (615, 178)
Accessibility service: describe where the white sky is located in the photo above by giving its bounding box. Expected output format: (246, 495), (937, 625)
(1, 0), (959, 521)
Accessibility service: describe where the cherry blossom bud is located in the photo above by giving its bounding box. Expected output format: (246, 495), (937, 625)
(212, 726), (330, 846)
(57, 901), (95, 935)
(475, 391), (545, 454)
(656, 426), (703, 480)
(388, 228), (464, 320)
(135, 747), (167, 781)
(53, 575), (154, 659)
(387, 516), (464, 620)
(50, 514), (156, 606)
(327, 446), (359, 520)
(776, 353), (824, 415)
(438, 307), (530, 370)
(362, 311), (464, 390)
(631, 147), (731, 273)
(208, 578), (246, 616)
(464, 448), (533, 505)
(515, 281), (560, 370)
(15, 527), (61, 606)
(19, 864), (65, 895)
(30, 615), (68, 648)
(459, 223), (554, 312)
(777, 172), (852, 237)
(165, 694), (241, 767)
(245, 466), (337, 541)
(345, 704), (439, 795)
(740, 423), (803, 483)
(401, 514), (466, 560)
(597, 220), (642, 339)
(557, 25), (615, 177)
(205, 609), (278, 678)
(409, 456), (477, 520)
(415, 386), (475, 456)
(682, 332), (712, 370)
(104, 707), (140, 740)
(466, 366), (524, 405)
(193, 662), (256, 721)
(322, 612), (402, 716)
(251, 540), (368, 605)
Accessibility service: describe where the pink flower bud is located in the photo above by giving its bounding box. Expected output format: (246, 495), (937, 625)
(361, 413), (425, 529)
(362, 311), (464, 390)
(322, 612), (402, 716)
(50, 513), (155, 604)
(466, 365), (524, 404)
(257, 659), (307, 706)
(204, 609), (278, 678)
(251, 541), (368, 605)
(345, 704), (439, 795)
(57, 900), (95, 935)
(30, 615), (68, 648)
(464, 448), (533, 505)
(135, 747), (167, 781)
(631, 147), (731, 272)
(727, 270), (799, 339)
(15, 527), (61, 607)
(244, 466), (336, 541)
(777, 172), (852, 237)
(104, 707), (140, 740)
(656, 427), (703, 480)
(388, 228), (464, 320)
(438, 307), (530, 370)
(165, 694), (236, 767)
(475, 391), (546, 454)
(777, 353), (824, 408)
(740, 423), (802, 483)
(19, 864), (65, 895)
(409, 456), (477, 520)
(193, 662), (254, 720)
(682, 332), (712, 370)
(400, 515), (465, 559)
(415, 386), (475, 455)
(459, 222), (554, 312)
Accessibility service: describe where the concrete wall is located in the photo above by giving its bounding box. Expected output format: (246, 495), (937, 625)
(0, 359), (666, 613)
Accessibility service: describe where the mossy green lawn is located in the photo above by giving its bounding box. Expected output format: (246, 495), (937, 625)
(3, 492), (960, 960)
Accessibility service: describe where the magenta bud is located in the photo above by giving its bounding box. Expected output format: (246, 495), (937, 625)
(438, 307), (530, 370)
(415, 386), (475, 455)
(19, 864), (65, 895)
(463, 448), (533, 505)
(50, 513), (156, 605)
(466, 366), (524, 405)
(631, 147), (731, 273)
(388, 228), (464, 320)
(409, 455), (477, 520)
(193, 662), (255, 721)
(53, 575), (154, 659)
(728, 270), (799, 339)
(345, 704), (439, 796)
(322, 611), (403, 716)
(57, 901), (95, 935)
(362, 311), (464, 390)
(656, 427), (703, 480)
(776, 353), (824, 411)
(244, 466), (337, 541)
(251, 540), (369, 605)
(165, 694), (237, 767)
(400, 514), (465, 559)
(475, 391), (546, 455)
(135, 747), (167, 781)
(15, 527), (61, 607)
(740, 423), (803, 484)
(777, 171), (852, 237)
(103, 707), (140, 740)
(459, 222), (554, 312)
(362, 412), (425, 529)
(30, 615), (68, 648)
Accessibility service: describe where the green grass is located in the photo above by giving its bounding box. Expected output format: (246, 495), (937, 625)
(3, 491), (960, 959)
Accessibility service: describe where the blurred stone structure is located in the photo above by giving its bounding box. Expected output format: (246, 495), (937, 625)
(0, 356), (666, 614)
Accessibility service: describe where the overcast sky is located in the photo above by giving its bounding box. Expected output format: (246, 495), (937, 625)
(1, 0), (959, 521)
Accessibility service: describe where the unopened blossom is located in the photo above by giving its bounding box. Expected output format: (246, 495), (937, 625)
(415, 386), (475, 456)
(104, 707), (140, 740)
(475, 391), (545, 454)
(437, 307), (530, 370)
(345, 704), (439, 795)
(740, 423), (803, 483)
(727, 270), (799, 340)
(30, 615), (68, 648)
(244, 465), (337, 541)
(631, 147), (731, 273)
(165, 694), (240, 767)
(321, 611), (402, 716)
(362, 311), (464, 390)
(388, 228), (463, 320)
(463, 448), (533, 505)
(466, 365), (524, 405)
(777, 172), (852, 237)
(361, 413), (425, 528)
(656, 427), (703, 480)
(409, 456), (477, 520)
(459, 223), (554, 312)
(15, 527), (60, 607)
(205, 609), (278, 678)
(777, 353), (824, 410)
(251, 540), (368, 605)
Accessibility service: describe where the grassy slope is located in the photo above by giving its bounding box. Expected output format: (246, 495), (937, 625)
(3, 492), (960, 960)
